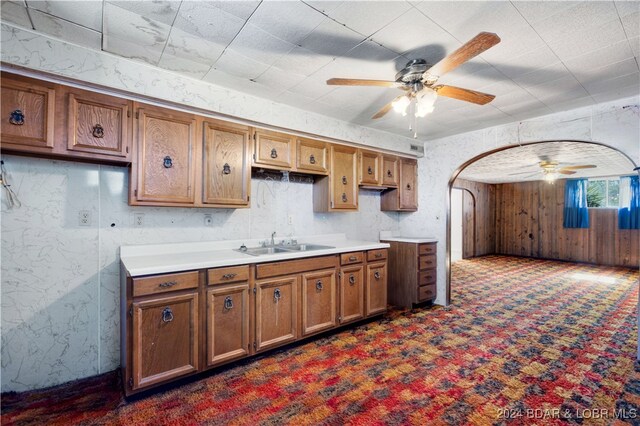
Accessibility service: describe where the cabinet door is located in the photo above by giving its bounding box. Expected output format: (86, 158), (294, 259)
(255, 276), (298, 352)
(359, 150), (380, 185)
(254, 129), (294, 169)
(331, 145), (358, 210)
(207, 283), (250, 367)
(1, 77), (55, 149)
(399, 158), (418, 210)
(382, 155), (398, 187)
(131, 292), (199, 390)
(67, 90), (130, 158)
(135, 106), (197, 204)
(339, 265), (364, 324)
(297, 138), (328, 174)
(203, 120), (250, 206)
(366, 262), (387, 316)
(301, 269), (336, 336)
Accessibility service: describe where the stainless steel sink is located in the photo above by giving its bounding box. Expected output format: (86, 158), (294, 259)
(235, 246), (291, 256)
(283, 244), (335, 251)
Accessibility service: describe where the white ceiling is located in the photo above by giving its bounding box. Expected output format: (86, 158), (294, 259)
(2, 1), (639, 141)
(457, 141), (636, 183)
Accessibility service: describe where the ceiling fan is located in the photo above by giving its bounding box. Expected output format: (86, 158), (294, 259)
(511, 160), (597, 182)
(326, 32), (501, 127)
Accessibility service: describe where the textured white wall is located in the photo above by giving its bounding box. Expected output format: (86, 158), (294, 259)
(399, 97), (640, 305)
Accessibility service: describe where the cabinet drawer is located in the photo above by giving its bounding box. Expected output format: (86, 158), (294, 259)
(367, 249), (387, 262)
(418, 284), (436, 302)
(419, 254), (436, 270)
(419, 243), (437, 255)
(419, 270), (436, 286)
(208, 265), (249, 285)
(256, 256), (337, 279)
(341, 251), (364, 265)
(133, 271), (199, 297)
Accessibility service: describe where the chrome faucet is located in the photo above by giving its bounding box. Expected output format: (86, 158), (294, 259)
(271, 231), (276, 246)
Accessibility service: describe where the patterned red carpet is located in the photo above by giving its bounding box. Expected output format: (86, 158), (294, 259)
(2, 256), (639, 425)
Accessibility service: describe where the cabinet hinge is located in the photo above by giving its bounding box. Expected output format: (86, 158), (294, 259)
(126, 146), (129, 154)
(247, 196), (250, 202)
(253, 288), (257, 294)
(338, 272), (342, 278)
(253, 342), (257, 349)
(128, 306), (133, 316)
(127, 110), (131, 118)
(252, 153), (256, 161)
(135, 112), (139, 119)
(128, 377), (133, 388)
(330, 201), (334, 209)
(134, 189), (137, 197)
(253, 133), (256, 141)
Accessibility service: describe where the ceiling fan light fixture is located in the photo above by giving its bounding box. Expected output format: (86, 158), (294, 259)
(392, 95), (411, 116)
(543, 169), (557, 183)
(415, 87), (438, 117)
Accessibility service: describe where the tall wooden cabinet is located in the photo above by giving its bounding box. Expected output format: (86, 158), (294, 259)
(383, 240), (436, 308)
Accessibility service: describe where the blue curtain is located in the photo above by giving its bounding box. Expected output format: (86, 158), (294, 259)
(563, 179), (589, 228)
(619, 175), (640, 229)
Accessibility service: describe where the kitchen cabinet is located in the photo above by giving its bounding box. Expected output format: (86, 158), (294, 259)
(383, 240), (437, 308)
(255, 276), (298, 352)
(301, 269), (337, 336)
(206, 282), (250, 367)
(1, 76), (55, 151)
(359, 150), (381, 187)
(253, 128), (295, 170)
(382, 155), (399, 187)
(366, 262), (387, 316)
(339, 265), (364, 324)
(296, 138), (329, 175)
(313, 145), (358, 212)
(203, 120), (251, 207)
(381, 158), (418, 212)
(131, 105), (198, 205)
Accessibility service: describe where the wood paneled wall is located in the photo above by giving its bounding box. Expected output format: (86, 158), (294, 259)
(453, 179), (496, 258)
(494, 179), (639, 267)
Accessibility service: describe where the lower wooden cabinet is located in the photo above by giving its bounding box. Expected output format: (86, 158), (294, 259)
(206, 283), (250, 367)
(130, 292), (199, 391)
(383, 240), (437, 308)
(366, 262), (387, 316)
(339, 265), (364, 324)
(301, 269), (337, 336)
(255, 276), (298, 352)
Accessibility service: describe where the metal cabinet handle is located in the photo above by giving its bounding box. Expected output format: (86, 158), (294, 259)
(270, 148), (278, 159)
(374, 271), (381, 280)
(406, 183), (412, 190)
(158, 281), (177, 288)
(92, 124), (104, 138)
(274, 288), (281, 302)
(224, 296), (234, 310)
(162, 307), (174, 323)
(163, 156), (173, 168)
(375, 253), (383, 258)
(367, 166), (373, 175)
(342, 193), (348, 202)
(221, 273), (237, 280)
(349, 274), (356, 285)
(387, 169), (393, 178)
(349, 256), (357, 261)
(222, 163), (231, 174)
(341, 176), (347, 185)
(309, 154), (316, 164)
(9, 109), (24, 125)
(316, 280), (323, 291)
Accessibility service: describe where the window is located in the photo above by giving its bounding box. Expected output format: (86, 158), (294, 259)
(587, 178), (620, 208)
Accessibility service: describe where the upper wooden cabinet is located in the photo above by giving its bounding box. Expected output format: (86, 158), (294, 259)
(296, 138), (329, 175)
(203, 120), (250, 207)
(382, 155), (399, 187)
(132, 105), (198, 205)
(253, 129), (294, 170)
(359, 150), (381, 186)
(67, 88), (131, 158)
(1, 76), (55, 151)
(381, 158), (418, 212)
(313, 145), (358, 212)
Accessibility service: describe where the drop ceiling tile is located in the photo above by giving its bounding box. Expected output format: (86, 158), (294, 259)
(30, 8), (101, 49)
(574, 58), (639, 86)
(287, 75), (337, 100)
(512, 1), (581, 24)
(173, 1), (245, 45)
(8, 0), (26, 6)
(254, 66), (306, 93)
(591, 82), (640, 102)
(630, 36), (639, 57)
(248, 1), (325, 45)
(546, 96), (595, 113)
(214, 49), (270, 80)
(102, 36), (163, 65)
(495, 97), (552, 116)
(208, 0), (260, 21)
(270, 46), (334, 77)
(582, 71), (640, 95)
(316, 86), (393, 113)
(104, 3), (171, 48)
(228, 23), (296, 66)
(563, 39), (634, 75)
(276, 90), (316, 110)
(542, 17), (628, 60)
(492, 45), (560, 79)
(512, 62), (572, 88)
(157, 54), (211, 79)
(107, 1), (181, 26)
(615, 1), (639, 18)
(489, 89), (542, 109)
(440, 66), (504, 89)
(164, 27), (225, 66)
(202, 67), (249, 89)
(26, 0), (102, 31)
(1, 1), (32, 28)
(526, 75), (589, 101)
(299, 17), (366, 58)
(480, 25), (546, 64)
(303, 1), (344, 14)
(532, 2), (618, 43)
(325, 1), (411, 37)
(622, 11), (639, 38)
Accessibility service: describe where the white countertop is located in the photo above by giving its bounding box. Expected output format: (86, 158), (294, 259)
(120, 234), (389, 277)
(379, 231), (438, 244)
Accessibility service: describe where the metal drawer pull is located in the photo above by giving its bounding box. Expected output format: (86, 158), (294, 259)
(349, 274), (356, 285)
(92, 124), (104, 138)
(224, 296), (234, 310)
(9, 109), (24, 125)
(270, 148), (278, 158)
(374, 271), (381, 280)
(162, 307), (173, 323)
(316, 280), (323, 291)
(375, 253), (383, 258)
(163, 156), (173, 168)
(274, 288), (281, 302)
(158, 281), (177, 288)
(222, 163), (231, 174)
(309, 154), (316, 164)
(342, 176), (347, 185)
(367, 166), (373, 175)
(342, 193), (348, 202)
(222, 273), (237, 280)
(348, 256), (357, 261)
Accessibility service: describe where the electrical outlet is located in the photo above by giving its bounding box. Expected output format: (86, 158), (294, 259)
(134, 213), (144, 228)
(287, 214), (293, 225)
(79, 210), (91, 226)
(204, 214), (213, 226)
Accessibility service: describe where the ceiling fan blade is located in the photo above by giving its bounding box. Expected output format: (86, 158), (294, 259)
(327, 78), (398, 87)
(560, 165), (597, 170)
(558, 170), (577, 175)
(426, 32), (501, 78)
(433, 85), (495, 105)
(372, 95), (404, 119)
